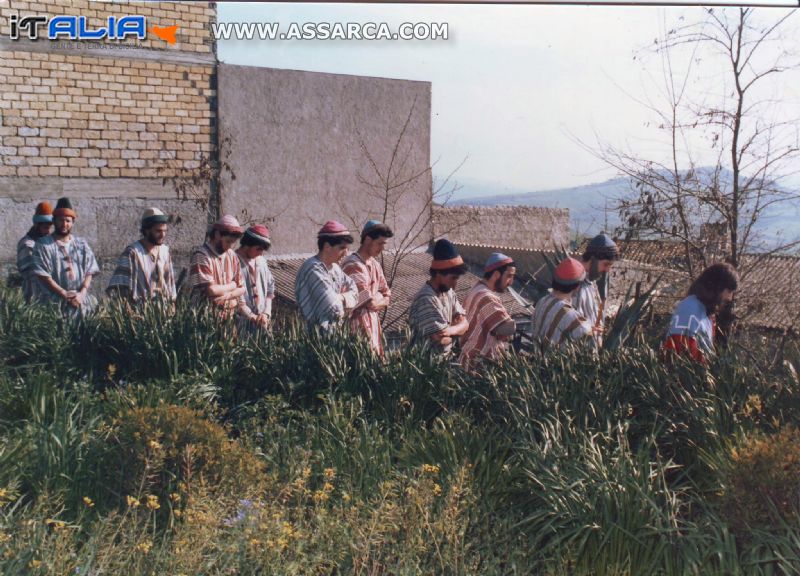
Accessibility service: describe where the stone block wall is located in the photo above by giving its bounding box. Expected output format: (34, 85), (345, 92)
(0, 1), (217, 294)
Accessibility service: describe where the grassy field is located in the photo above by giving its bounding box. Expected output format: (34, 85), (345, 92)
(1, 286), (800, 575)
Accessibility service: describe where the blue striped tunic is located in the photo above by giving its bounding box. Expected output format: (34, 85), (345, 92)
(294, 256), (358, 332)
(31, 235), (100, 318)
(408, 283), (465, 354)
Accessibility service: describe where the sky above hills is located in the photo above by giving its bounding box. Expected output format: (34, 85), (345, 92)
(218, 3), (800, 193)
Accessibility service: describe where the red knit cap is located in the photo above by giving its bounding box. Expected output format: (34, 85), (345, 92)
(554, 257), (586, 284)
(317, 220), (351, 237)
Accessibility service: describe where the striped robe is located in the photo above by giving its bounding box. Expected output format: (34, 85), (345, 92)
(459, 281), (513, 366)
(572, 278), (602, 337)
(107, 240), (177, 302)
(31, 235), (100, 318)
(237, 253), (275, 328)
(16, 230), (42, 301)
(188, 242), (246, 314)
(531, 292), (592, 349)
(408, 282), (465, 355)
(294, 256), (358, 332)
(342, 252), (391, 355)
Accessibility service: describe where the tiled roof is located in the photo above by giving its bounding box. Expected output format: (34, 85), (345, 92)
(267, 251), (527, 334)
(577, 239), (800, 332)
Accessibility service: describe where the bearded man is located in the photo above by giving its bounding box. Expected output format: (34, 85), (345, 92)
(31, 197), (100, 318)
(459, 252), (517, 366)
(107, 207), (177, 303)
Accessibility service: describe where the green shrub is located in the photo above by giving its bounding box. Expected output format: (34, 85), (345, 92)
(93, 404), (265, 515)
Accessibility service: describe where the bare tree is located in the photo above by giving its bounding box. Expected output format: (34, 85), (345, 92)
(584, 8), (800, 338)
(338, 97), (473, 290)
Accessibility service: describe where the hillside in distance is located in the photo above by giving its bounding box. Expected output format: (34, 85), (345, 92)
(445, 173), (800, 249)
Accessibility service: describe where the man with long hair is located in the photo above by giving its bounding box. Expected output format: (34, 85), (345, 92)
(662, 262), (739, 364)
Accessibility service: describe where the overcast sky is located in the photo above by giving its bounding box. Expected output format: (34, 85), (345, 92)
(217, 3), (800, 193)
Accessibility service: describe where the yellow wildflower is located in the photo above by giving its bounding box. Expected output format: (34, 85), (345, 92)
(135, 539), (153, 554)
(126, 495), (140, 508)
(312, 490), (330, 504)
(170, 492), (181, 503)
(323, 467), (336, 480)
(323, 482), (335, 493)
(146, 494), (160, 510)
(432, 483), (442, 496)
(422, 464), (440, 475)
(0, 487), (8, 501)
(0, 531), (10, 543)
(83, 496), (94, 508)
(106, 364), (117, 379)
(173, 509), (182, 518)
(28, 559), (42, 569)
(148, 439), (162, 451)
(45, 518), (66, 530)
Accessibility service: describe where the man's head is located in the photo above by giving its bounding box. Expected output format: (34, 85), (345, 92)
(32, 201), (54, 237)
(551, 257), (586, 295)
(239, 225), (272, 259)
(53, 197), (77, 237)
(317, 220), (354, 265)
(360, 220), (394, 258)
(688, 262), (739, 314)
(483, 252), (516, 293)
(582, 233), (619, 280)
(429, 239), (467, 293)
(140, 207), (170, 246)
(209, 214), (244, 253)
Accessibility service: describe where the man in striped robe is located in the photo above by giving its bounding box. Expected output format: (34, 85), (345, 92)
(572, 233), (618, 347)
(532, 257), (592, 349)
(236, 224), (276, 332)
(459, 252), (516, 367)
(188, 214), (247, 317)
(342, 220), (393, 356)
(294, 220), (358, 332)
(408, 239), (469, 356)
(31, 197), (100, 319)
(16, 201), (53, 301)
(107, 207), (177, 303)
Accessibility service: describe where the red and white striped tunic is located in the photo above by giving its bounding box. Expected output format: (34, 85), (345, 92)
(188, 242), (245, 311)
(342, 252), (391, 356)
(459, 281), (513, 366)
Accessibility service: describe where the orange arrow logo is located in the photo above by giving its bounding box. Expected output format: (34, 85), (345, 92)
(150, 25), (178, 44)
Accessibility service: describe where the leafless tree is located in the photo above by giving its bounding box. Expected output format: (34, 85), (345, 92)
(583, 8), (800, 338)
(338, 97), (473, 290)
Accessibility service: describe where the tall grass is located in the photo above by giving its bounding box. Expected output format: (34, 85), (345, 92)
(1, 284), (800, 574)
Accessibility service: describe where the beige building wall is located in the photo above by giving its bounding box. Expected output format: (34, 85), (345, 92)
(0, 0), (217, 288)
(217, 64), (433, 256)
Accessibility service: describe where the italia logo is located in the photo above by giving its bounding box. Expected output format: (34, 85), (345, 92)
(9, 14), (179, 44)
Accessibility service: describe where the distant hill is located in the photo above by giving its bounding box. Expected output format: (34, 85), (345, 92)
(445, 172), (800, 249)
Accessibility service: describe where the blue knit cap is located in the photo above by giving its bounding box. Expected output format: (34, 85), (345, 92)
(586, 233), (618, 260)
(430, 239), (466, 273)
(484, 252), (514, 274)
(362, 219), (382, 236)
